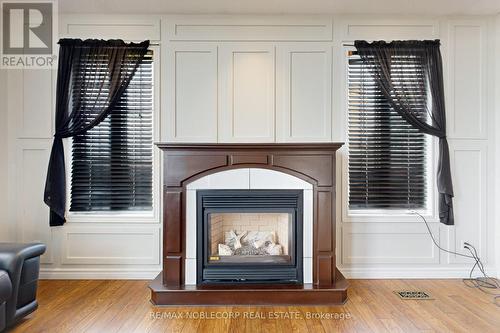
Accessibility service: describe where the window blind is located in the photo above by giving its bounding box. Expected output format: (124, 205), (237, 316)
(70, 51), (153, 212)
(348, 54), (427, 210)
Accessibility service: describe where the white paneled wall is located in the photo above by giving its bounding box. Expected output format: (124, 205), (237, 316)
(3, 68), (55, 265)
(0, 70), (8, 240)
(14, 70), (55, 267)
(495, 15), (500, 279)
(443, 19), (494, 272)
(1, 14), (497, 279)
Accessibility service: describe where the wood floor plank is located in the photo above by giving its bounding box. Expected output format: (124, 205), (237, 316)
(272, 305), (294, 333)
(8, 279), (500, 333)
(259, 307), (278, 333)
(300, 306), (326, 333)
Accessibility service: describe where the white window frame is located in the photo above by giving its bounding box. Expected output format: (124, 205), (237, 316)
(63, 45), (161, 224)
(340, 44), (438, 223)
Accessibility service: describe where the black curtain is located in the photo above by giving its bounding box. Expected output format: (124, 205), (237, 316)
(354, 40), (454, 225)
(44, 39), (150, 226)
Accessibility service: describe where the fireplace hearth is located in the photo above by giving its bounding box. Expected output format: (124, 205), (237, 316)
(197, 190), (303, 284)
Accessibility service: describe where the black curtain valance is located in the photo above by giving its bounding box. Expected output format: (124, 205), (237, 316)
(354, 39), (454, 225)
(44, 38), (150, 226)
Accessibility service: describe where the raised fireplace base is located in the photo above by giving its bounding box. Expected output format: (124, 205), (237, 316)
(149, 270), (348, 305)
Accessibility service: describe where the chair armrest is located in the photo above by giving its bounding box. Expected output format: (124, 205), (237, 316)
(0, 243), (46, 277)
(0, 270), (11, 302)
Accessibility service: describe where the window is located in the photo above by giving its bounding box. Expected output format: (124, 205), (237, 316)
(347, 53), (427, 211)
(70, 51), (154, 212)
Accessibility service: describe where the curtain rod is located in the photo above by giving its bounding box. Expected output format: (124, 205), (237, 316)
(343, 44), (357, 56)
(58, 42), (161, 48)
(60, 42), (161, 46)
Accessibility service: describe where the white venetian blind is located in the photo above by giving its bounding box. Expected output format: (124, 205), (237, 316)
(348, 54), (427, 210)
(70, 51), (153, 212)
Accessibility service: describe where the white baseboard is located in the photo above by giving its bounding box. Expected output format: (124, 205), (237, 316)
(339, 265), (498, 279)
(40, 265), (497, 280)
(40, 268), (161, 280)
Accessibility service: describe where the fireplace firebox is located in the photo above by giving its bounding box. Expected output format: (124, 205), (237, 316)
(197, 190), (303, 284)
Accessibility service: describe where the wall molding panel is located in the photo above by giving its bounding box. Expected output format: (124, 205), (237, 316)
(163, 43), (218, 142)
(446, 19), (488, 139)
(60, 14), (161, 41)
(163, 15), (333, 41)
(336, 16), (439, 41)
(15, 140), (54, 264)
(61, 226), (160, 265)
(219, 43), (276, 142)
(276, 44), (333, 142)
(19, 70), (54, 139)
(342, 223), (440, 265)
(447, 140), (488, 264)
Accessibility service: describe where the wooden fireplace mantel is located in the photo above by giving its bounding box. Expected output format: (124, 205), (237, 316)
(150, 142), (348, 305)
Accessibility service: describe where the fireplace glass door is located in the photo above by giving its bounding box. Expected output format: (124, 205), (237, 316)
(197, 190), (303, 284)
(207, 212), (293, 264)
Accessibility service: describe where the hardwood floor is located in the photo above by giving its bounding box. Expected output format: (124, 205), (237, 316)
(9, 279), (500, 332)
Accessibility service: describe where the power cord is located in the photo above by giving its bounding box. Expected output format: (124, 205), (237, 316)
(412, 211), (500, 307)
(462, 244), (500, 306)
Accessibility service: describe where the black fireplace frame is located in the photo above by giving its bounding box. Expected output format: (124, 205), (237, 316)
(196, 189), (303, 285)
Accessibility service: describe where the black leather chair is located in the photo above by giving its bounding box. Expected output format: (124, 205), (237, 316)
(0, 270), (11, 332)
(0, 243), (46, 332)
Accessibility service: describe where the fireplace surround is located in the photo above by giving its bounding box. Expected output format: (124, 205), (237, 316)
(150, 143), (348, 305)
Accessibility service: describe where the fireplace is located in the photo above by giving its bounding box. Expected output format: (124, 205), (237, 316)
(151, 143), (348, 305)
(197, 190), (303, 284)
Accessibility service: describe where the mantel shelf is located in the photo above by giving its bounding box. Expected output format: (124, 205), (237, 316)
(155, 142), (344, 150)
